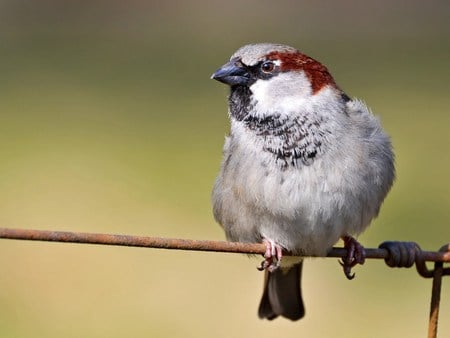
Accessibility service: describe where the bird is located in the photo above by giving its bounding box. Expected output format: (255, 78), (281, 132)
(211, 43), (395, 321)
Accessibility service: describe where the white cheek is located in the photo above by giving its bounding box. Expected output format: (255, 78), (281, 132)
(249, 72), (313, 116)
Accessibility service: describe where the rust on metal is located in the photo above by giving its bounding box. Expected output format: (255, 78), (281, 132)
(0, 228), (450, 263)
(0, 228), (268, 254)
(0, 227), (449, 338)
(427, 244), (450, 338)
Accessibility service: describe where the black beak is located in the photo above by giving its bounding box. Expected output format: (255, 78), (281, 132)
(211, 58), (250, 86)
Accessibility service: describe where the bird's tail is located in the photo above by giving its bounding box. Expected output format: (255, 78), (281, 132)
(258, 262), (305, 321)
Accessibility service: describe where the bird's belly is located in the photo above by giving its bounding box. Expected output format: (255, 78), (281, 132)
(214, 155), (372, 256)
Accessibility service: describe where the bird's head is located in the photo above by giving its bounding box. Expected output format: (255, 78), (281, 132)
(212, 43), (344, 119)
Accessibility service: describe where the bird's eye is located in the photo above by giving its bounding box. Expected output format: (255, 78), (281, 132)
(261, 61), (275, 73)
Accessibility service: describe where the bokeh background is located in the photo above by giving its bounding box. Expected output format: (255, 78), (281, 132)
(0, 1), (449, 337)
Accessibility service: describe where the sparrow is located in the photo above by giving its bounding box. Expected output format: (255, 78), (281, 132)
(211, 43), (395, 321)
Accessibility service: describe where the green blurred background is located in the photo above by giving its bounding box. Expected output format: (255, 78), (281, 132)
(0, 1), (449, 337)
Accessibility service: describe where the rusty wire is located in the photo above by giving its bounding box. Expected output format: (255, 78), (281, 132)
(0, 227), (449, 262)
(0, 227), (449, 338)
(427, 244), (450, 338)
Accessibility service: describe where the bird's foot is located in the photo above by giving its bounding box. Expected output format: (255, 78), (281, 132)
(257, 238), (283, 272)
(339, 235), (366, 280)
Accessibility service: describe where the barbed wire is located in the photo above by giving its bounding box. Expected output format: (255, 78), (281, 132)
(0, 227), (448, 338)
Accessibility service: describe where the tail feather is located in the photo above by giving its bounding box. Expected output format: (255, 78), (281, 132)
(258, 262), (305, 321)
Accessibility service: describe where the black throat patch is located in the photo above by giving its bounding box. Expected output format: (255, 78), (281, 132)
(228, 85), (328, 169)
(228, 86), (253, 121)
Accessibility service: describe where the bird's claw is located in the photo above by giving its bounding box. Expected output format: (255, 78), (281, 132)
(340, 236), (366, 280)
(339, 259), (356, 280)
(257, 239), (283, 272)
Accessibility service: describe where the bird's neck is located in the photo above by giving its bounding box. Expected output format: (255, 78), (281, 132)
(228, 87), (335, 169)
